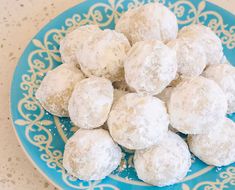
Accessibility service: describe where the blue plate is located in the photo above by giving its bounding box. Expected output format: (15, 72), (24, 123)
(11, 0), (235, 189)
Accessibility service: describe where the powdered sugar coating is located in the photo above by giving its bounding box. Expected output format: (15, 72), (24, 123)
(179, 24), (223, 65)
(76, 29), (131, 82)
(35, 64), (85, 117)
(115, 2), (178, 44)
(63, 129), (122, 180)
(59, 25), (100, 66)
(188, 118), (235, 166)
(168, 76), (228, 134)
(124, 40), (177, 95)
(134, 131), (191, 186)
(168, 37), (207, 76)
(108, 93), (169, 150)
(202, 63), (235, 114)
(68, 77), (113, 129)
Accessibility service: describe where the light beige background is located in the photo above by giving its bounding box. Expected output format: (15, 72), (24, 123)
(0, 0), (234, 189)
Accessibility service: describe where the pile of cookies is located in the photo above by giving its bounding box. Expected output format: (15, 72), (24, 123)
(35, 2), (235, 187)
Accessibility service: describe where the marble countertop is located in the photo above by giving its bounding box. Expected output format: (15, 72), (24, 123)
(0, 0), (234, 189)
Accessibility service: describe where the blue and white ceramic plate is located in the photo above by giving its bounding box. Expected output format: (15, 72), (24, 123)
(11, 0), (235, 189)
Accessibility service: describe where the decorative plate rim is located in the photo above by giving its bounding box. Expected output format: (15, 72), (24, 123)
(9, 114), (62, 189)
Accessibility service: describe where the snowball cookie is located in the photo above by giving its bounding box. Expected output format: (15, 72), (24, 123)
(179, 24), (223, 65)
(108, 93), (169, 150)
(168, 76), (228, 134)
(188, 118), (235, 166)
(124, 40), (177, 95)
(68, 77), (113, 129)
(59, 25), (100, 66)
(202, 64), (235, 114)
(115, 2), (178, 44)
(63, 128), (122, 180)
(76, 29), (131, 82)
(35, 64), (85, 117)
(134, 131), (191, 186)
(168, 37), (207, 76)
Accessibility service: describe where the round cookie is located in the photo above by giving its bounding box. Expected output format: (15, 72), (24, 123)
(168, 37), (207, 76)
(188, 118), (235, 166)
(168, 76), (228, 134)
(202, 63), (235, 114)
(63, 128), (122, 180)
(68, 77), (113, 129)
(59, 25), (100, 66)
(108, 93), (169, 150)
(134, 131), (191, 186)
(115, 2), (178, 44)
(35, 64), (85, 117)
(76, 29), (131, 82)
(179, 24), (223, 65)
(124, 40), (177, 95)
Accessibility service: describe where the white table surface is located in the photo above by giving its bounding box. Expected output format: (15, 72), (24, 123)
(0, 0), (234, 189)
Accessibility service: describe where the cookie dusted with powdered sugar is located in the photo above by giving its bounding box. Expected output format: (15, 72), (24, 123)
(202, 63), (235, 114)
(134, 131), (191, 186)
(115, 2), (178, 44)
(124, 40), (177, 95)
(68, 77), (113, 129)
(35, 64), (85, 117)
(168, 37), (207, 77)
(168, 76), (227, 134)
(108, 93), (169, 150)
(76, 29), (131, 82)
(59, 25), (100, 66)
(63, 129), (122, 180)
(179, 24), (223, 65)
(188, 118), (235, 166)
